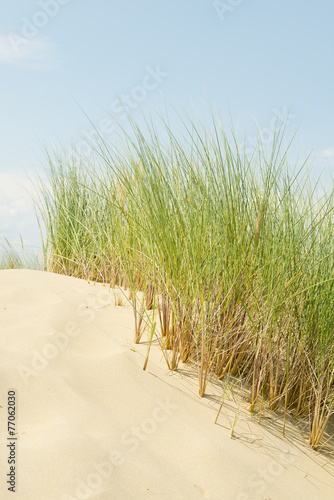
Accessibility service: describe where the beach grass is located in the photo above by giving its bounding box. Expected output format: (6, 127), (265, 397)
(0, 237), (44, 271)
(35, 111), (334, 449)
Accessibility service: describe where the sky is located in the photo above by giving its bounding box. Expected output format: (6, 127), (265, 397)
(0, 0), (334, 250)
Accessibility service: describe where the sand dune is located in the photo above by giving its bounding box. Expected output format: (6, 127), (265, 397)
(0, 269), (333, 499)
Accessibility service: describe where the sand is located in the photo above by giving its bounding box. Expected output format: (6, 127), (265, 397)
(0, 269), (333, 499)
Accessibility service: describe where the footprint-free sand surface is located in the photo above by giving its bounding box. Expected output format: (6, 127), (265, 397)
(0, 269), (333, 499)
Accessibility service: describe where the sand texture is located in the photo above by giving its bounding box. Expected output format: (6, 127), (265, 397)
(0, 269), (333, 499)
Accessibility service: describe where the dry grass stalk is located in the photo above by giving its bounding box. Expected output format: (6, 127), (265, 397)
(113, 289), (124, 306)
(132, 296), (146, 344)
(145, 283), (155, 310)
(158, 294), (174, 349)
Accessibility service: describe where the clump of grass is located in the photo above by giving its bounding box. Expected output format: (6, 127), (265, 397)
(35, 110), (334, 449)
(0, 237), (43, 270)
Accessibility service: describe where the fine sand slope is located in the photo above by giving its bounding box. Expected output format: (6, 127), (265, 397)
(0, 270), (333, 500)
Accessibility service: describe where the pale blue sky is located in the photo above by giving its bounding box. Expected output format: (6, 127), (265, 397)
(0, 0), (333, 248)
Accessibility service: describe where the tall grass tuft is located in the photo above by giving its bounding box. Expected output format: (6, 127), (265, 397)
(35, 112), (334, 449)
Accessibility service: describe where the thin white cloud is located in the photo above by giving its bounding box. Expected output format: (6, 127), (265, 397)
(0, 34), (52, 66)
(317, 147), (334, 159)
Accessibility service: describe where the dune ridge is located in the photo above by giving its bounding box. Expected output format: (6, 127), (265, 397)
(0, 269), (333, 499)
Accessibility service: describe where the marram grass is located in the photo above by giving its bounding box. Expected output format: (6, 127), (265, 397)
(0, 237), (43, 271)
(35, 112), (334, 449)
